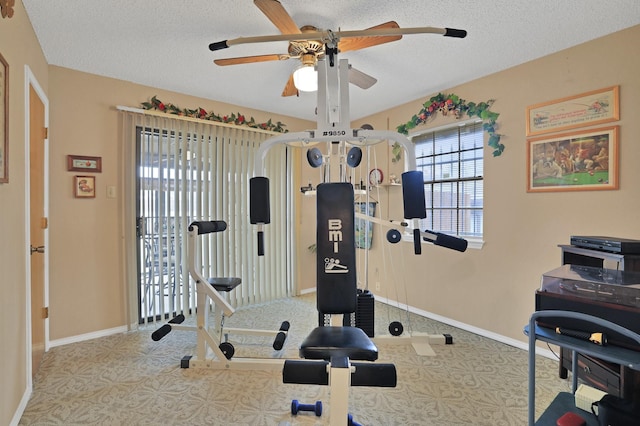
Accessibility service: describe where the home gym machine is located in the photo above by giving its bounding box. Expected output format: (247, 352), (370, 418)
(248, 40), (466, 423)
(151, 220), (290, 370)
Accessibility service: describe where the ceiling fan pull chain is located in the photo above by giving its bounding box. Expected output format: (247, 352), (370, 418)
(326, 46), (338, 67)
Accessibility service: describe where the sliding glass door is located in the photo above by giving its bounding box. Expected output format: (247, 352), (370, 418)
(128, 114), (293, 325)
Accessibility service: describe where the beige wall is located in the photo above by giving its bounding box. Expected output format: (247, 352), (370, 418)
(47, 66), (314, 340)
(4, 5), (639, 422)
(3, 6), (312, 421)
(0, 2), (49, 424)
(343, 25), (639, 344)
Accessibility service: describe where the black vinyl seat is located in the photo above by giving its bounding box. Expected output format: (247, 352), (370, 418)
(300, 326), (378, 361)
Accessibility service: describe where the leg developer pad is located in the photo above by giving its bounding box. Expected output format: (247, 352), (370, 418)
(282, 359), (397, 388)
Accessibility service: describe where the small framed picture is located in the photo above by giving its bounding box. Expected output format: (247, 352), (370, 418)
(67, 155), (102, 172)
(74, 175), (96, 198)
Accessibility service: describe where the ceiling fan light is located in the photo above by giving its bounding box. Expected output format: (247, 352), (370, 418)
(293, 65), (318, 92)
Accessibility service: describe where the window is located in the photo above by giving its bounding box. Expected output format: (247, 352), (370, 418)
(413, 120), (483, 239)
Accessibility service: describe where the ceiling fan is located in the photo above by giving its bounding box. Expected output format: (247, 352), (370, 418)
(209, 0), (466, 97)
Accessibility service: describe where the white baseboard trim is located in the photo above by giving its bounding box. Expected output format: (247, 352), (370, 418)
(372, 293), (557, 360)
(49, 325), (128, 348)
(10, 386), (32, 426)
(298, 287), (316, 296)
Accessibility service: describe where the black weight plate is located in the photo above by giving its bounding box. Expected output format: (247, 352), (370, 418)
(387, 229), (402, 244)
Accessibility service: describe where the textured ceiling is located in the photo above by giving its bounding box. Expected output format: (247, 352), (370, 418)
(23, 0), (640, 122)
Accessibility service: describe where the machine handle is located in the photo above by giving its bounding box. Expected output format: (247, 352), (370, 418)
(257, 231), (265, 256)
(209, 40), (229, 51)
(444, 28), (467, 38)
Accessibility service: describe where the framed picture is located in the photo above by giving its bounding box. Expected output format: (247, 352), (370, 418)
(527, 126), (618, 193)
(67, 155), (102, 172)
(526, 86), (619, 136)
(0, 52), (8, 183)
(74, 175), (96, 198)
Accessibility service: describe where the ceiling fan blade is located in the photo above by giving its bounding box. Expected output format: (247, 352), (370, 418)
(214, 54), (287, 66)
(348, 66), (377, 89)
(338, 21), (402, 52)
(281, 73), (299, 97)
(254, 0), (301, 35)
(210, 26), (465, 52)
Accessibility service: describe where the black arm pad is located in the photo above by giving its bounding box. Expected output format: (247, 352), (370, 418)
(444, 28), (467, 38)
(250, 177), (271, 224)
(209, 40), (229, 51)
(189, 221), (227, 234)
(433, 232), (468, 252)
(401, 171), (427, 220)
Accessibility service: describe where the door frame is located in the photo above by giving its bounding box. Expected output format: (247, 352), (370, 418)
(24, 66), (49, 381)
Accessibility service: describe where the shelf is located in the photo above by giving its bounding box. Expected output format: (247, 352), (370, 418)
(559, 244), (630, 263)
(525, 323), (640, 370)
(525, 310), (640, 425)
(534, 392), (598, 425)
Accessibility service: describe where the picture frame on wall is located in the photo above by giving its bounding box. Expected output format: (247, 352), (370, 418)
(0, 52), (8, 183)
(67, 155), (102, 172)
(526, 86), (619, 136)
(526, 126), (618, 193)
(74, 175), (96, 198)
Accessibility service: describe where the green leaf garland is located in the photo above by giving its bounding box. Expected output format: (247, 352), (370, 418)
(141, 95), (288, 133)
(397, 93), (504, 157)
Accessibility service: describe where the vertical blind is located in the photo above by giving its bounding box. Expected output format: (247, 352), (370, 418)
(119, 109), (294, 326)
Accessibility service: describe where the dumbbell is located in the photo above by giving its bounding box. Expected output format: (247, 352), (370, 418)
(291, 399), (322, 416)
(348, 414), (362, 426)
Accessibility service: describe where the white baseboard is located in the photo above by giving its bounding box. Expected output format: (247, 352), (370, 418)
(49, 325), (128, 348)
(10, 386), (32, 426)
(298, 287), (316, 296)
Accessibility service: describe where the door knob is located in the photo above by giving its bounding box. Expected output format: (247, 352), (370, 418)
(30, 245), (45, 255)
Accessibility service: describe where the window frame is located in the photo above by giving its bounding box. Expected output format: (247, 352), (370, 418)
(406, 118), (485, 249)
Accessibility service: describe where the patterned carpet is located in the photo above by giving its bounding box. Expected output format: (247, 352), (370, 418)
(20, 294), (569, 425)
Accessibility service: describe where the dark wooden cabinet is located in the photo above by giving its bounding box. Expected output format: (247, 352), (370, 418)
(560, 347), (640, 399)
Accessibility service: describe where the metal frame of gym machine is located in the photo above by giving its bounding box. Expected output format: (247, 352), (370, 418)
(151, 220), (291, 371)
(251, 39), (468, 424)
(251, 52), (463, 358)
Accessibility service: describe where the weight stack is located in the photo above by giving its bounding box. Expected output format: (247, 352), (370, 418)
(351, 289), (375, 337)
